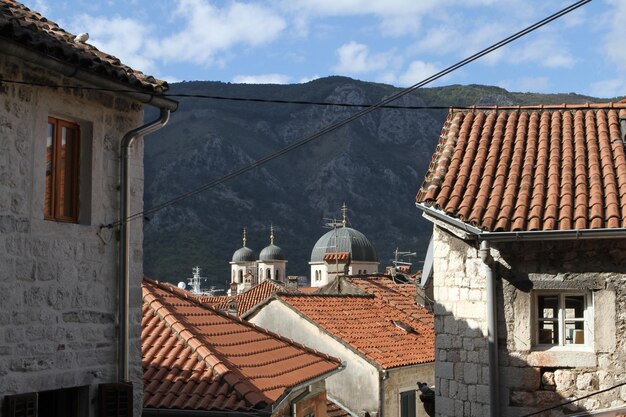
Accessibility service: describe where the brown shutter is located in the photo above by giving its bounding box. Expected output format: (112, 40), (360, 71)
(4, 393), (37, 417)
(98, 383), (133, 417)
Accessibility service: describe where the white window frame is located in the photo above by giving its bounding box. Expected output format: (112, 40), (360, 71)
(532, 290), (593, 351)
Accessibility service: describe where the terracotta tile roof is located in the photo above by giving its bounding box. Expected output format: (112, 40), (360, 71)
(323, 252), (351, 262)
(276, 293), (434, 369)
(416, 104), (626, 232)
(197, 280), (295, 316)
(0, 0), (168, 93)
(142, 278), (342, 411)
(345, 276), (434, 327)
(298, 287), (319, 294)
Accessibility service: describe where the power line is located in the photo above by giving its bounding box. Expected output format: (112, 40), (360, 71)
(100, 0), (591, 229)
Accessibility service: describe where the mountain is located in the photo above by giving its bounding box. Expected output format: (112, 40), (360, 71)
(142, 76), (609, 289)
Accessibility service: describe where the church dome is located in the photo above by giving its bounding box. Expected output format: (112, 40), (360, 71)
(232, 246), (256, 263)
(310, 226), (378, 263)
(260, 244), (285, 261)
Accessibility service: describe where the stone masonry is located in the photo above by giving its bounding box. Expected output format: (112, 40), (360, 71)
(0, 54), (145, 415)
(430, 224), (626, 417)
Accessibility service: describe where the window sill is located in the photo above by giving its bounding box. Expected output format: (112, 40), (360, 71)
(527, 349), (597, 367)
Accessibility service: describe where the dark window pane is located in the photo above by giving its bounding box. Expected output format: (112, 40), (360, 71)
(538, 295), (558, 319)
(401, 390), (416, 417)
(565, 295), (584, 319)
(538, 320), (558, 344)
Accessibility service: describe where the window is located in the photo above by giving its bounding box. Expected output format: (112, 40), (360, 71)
(5, 386), (89, 417)
(45, 117), (80, 222)
(400, 390), (416, 417)
(535, 292), (591, 347)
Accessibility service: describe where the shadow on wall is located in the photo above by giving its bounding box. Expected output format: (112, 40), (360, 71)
(432, 238), (626, 417)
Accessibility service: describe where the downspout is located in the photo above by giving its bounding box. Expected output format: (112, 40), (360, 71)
(479, 241), (499, 417)
(379, 369), (387, 417)
(118, 107), (171, 382)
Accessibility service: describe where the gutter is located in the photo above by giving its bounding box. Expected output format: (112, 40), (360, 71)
(416, 203), (626, 242)
(118, 107), (172, 382)
(272, 361), (346, 414)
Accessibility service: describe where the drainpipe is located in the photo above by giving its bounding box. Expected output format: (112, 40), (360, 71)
(479, 241), (499, 417)
(118, 107), (171, 382)
(379, 369), (387, 417)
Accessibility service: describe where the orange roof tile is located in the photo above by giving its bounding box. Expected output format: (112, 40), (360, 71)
(0, 1), (168, 93)
(142, 278), (342, 412)
(345, 276), (434, 327)
(323, 252), (351, 262)
(276, 293), (434, 369)
(416, 104), (626, 232)
(197, 280), (295, 316)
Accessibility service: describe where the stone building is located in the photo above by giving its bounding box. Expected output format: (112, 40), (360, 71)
(245, 276), (435, 417)
(416, 104), (626, 416)
(0, 2), (176, 416)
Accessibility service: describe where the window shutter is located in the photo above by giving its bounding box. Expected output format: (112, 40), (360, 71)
(98, 383), (133, 417)
(4, 393), (37, 417)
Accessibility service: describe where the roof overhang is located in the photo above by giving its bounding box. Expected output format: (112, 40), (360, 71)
(416, 202), (626, 243)
(1, 38), (178, 111)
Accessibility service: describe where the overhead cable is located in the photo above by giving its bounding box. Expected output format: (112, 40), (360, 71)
(99, 0), (593, 229)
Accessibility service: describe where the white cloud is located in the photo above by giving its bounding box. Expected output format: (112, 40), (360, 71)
(396, 60), (439, 86)
(589, 79), (625, 99)
(152, 0), (286, 66)
(232, 74), (292, 84)
(70, 14), (156, 74)
(299, 74), (321, 83)
(509, 36), (575, 69)
(332, 42), (393, 74)
(604, 0), (626, 71)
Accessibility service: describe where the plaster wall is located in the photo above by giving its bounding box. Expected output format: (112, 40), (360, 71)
(0, 54), (145, 416)
(384, 364), (434, 417)
(430, 224), (626, 417)
(248, 300), (380, 416)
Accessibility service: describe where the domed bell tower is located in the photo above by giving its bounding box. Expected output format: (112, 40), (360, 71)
(257, 225), (287, 283)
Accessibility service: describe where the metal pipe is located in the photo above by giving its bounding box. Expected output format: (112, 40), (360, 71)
(118, 107), (171, 381)
(479, 241), (499, 417)
(416, 203), (626, 242)
(379, 369), (387, 417)
(1, 39), (178, 111)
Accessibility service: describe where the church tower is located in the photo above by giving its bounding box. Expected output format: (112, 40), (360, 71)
(257, 225), (288, 283)
(229, 228), (257, 294)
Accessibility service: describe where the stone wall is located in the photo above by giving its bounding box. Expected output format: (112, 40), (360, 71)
(383, 364), (434, 417)
(430, 224), (626, 417)
(0, 54), (145, 415)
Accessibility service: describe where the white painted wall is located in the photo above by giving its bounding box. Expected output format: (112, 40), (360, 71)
(248, 300), (380, 416)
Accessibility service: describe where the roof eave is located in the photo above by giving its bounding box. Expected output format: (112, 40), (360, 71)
(416, 202), (626, 242)
(1, 37), (178, 111)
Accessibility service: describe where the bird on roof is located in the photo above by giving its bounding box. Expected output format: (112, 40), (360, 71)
(74, 32), (89, 43)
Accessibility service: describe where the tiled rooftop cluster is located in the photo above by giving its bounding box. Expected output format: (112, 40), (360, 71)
(0, 0), (168, 93)
(142, 278), (341, 411)
(416, 104), (626, 232)
(197, 280), (296, 316)
(278, 290), (434, 368)
(347, 276), (434, 326)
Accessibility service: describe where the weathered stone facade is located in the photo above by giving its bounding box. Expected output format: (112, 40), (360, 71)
(430, 224), (626, 417)
(0, 54), (145, 415)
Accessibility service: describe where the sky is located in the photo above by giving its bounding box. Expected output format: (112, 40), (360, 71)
(23, 0), (626, 98)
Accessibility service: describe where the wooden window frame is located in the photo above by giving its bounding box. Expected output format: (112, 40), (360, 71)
(45, 116), (80, 222)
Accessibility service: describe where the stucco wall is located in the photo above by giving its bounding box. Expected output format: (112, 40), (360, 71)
(0, 54), (145, 415)
(249, 300), (380, 416)
(430, 224), (626, 417)
(384, 364), (434, 417)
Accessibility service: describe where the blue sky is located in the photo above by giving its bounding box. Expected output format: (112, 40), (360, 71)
(23, 0), (626, 98)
